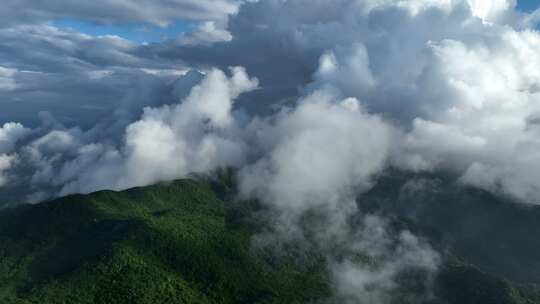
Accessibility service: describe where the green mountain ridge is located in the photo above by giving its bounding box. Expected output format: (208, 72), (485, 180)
(0, 176), (538, 303)
(0, 180), (329, 304)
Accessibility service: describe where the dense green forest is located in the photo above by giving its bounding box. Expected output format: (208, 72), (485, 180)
(0, 174), (539, 303)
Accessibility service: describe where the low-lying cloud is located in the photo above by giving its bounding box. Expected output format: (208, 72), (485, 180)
(12, 67), (256, 200)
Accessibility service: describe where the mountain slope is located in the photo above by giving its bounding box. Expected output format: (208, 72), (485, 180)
(359, 170), (540, 283)
(0, 176), (538, 303)
(0, 179), (329, 304)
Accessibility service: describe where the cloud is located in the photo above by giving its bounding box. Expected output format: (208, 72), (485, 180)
(0, 154), (16, 187)
(154, 0), (540, 203)
(239, 91), (392, 224)
(0, 22), (202, 127)
(2, 0), (540, 249)
(331, 216), (439, 304)
(0, 122), (29, 187)
(0, 0), (239, 28)
(0, 60), (435, 303)
(233, 87), (439, 303)
(0, 122), (30, 154)
(0, 67), (17, 91)
(388, 29), (540, 203)
(0, 0), (243, 126)
(20, 67), (258, 197)
(177, 21), (233, 46)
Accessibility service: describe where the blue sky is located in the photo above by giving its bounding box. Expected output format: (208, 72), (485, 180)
(517, 0), (540, 11)
(53, 19), (195, 43)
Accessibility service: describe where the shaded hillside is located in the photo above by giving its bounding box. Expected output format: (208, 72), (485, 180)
(360, 170), (540, 283)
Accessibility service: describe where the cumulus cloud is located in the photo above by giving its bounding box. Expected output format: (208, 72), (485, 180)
(177, 21), (233, 46)
(388, 25), (540, 203)
(19, 67), (257, 197)
(0, 154), (16, 187)
(239, 91), (392, 224)
(0, 122), (30, 154)
(301, 0), (540, 204)
(0, 122), (29, 187)
(151, 0), (540, 204)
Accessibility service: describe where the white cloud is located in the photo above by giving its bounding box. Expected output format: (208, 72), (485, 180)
(312, 47), (376, 95)
(178, 21), (233, 46)
(389, 29), (540, 203)
(0, 154), (16, 187)
(0, 121), (26, 188)
(50, 67), (258, 195)
(238, 0), (540, 203)
(3, 0), (540, 233)
(0, 122), (30, 154)
(0, 67), (17, 91)
(467, 0), (515, 21)
(0, 0), (239, 28)
(239, 91), (392, 222)
(236, 87), (437, 304)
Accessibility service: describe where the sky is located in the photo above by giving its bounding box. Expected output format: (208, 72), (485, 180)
(0, 0), (539, 203)
(517, 0), (540, 11)
(48, 1), (540, 45)
(52, 19), (196, 44)
(2, 1), (540, 302)
(48, 0), (540, 44)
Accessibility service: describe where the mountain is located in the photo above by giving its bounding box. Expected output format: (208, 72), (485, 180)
(0, 179), (329, 304)
(0, 174), (539, 303)
(359, 170), (540, 283)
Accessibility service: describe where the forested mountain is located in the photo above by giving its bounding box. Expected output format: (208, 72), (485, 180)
(1, 175), (539, 303)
